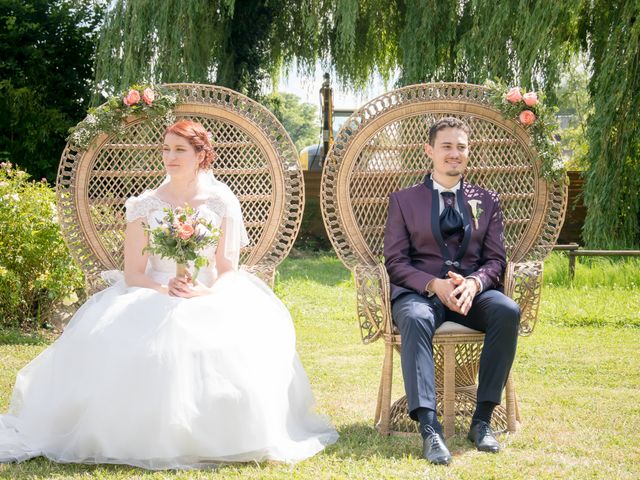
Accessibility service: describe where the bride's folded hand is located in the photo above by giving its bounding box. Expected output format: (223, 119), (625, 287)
(167, 274), (211, 298)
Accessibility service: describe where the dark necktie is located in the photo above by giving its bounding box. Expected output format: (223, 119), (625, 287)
(440, 191), (463, 239)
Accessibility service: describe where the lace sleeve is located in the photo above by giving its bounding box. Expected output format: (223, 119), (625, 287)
(124, 192), (157, 222)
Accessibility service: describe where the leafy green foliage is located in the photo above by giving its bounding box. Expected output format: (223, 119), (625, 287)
(68, 85), (177, 150)
(95, 0), (303, 98)
(554, 53), (591, 170)
(264, 93), (320, 152)
(91, 1), (640, 247)
(485, 79), (565, 181)
(580, 1), (640, 248)
(0, 0), (104, 181)
(395, 0), (581, 96)
(0, 163), (85, 329)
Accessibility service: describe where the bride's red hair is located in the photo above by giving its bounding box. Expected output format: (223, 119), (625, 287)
(165, 120), (216, 169)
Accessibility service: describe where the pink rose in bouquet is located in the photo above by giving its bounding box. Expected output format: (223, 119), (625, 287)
(142, 88), (155, 105)
(505, 87), (522, 104)
(519, 110), (536, 126)
(177, 223), (195, 240)
(144, 205), (220, 281)
(523, 91), (539, 107)
(123, 89), (141, 106)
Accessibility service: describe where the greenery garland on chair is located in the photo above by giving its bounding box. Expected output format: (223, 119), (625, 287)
(485, 80), (565, 182)
(67, 85), (177, 150)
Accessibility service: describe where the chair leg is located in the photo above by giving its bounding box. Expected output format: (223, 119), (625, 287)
(374, 370), (383, 426)
(375, 341), (394, 435)
(505, 371), (519, 432)
(442, 344), (456, 439)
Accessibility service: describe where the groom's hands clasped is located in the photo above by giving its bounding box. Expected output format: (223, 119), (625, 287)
(428, 271), (478, 316)
(448, 271), (478, 315)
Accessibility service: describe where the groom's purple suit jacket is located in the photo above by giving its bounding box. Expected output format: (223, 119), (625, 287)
(384, 175), (507, 301)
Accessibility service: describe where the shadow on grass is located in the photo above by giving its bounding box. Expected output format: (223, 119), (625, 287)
(0, 424), (484, 478)
(2, 425), (414, 479)
(323, 422), (420, 459)
(277, 253), (352, 286)
(324, 422), (483, 460)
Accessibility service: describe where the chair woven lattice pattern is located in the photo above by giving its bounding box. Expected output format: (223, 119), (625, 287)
(57, 84), (303, 290)
(321, 83), (567, 437)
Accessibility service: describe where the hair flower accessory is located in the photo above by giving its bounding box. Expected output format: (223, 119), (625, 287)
(468, 199), (483, 229)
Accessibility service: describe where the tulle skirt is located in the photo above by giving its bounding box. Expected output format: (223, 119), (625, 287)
(0, 271), (338, 469)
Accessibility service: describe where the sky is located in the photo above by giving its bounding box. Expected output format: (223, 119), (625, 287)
(276, 65), (398, 111)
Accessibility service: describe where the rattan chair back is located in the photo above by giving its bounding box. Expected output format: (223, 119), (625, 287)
(320, 82), (567, 436)
(322, 82), (566, 341)
(321, 83), (564, 266)
(57, 84), (303, 288)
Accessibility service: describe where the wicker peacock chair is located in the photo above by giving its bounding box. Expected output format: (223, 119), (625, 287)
(321, 82), (567, 438)
(57, 83), (303, 291)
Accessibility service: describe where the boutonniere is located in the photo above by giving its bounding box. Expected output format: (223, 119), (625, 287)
(468, 199), (483, 229)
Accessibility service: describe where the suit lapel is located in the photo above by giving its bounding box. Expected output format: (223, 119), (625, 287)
(455, 178), (472, 263)
(423, 175), (450, 261)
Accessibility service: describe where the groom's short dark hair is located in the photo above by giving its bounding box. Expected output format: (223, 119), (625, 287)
(428, 117), (470, 145)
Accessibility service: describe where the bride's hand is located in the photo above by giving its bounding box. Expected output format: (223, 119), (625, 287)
(168, 273), (211, 298)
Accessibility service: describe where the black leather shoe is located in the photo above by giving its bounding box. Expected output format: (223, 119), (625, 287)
(467, 420), (500, 453)
(422, 426), (452, 465)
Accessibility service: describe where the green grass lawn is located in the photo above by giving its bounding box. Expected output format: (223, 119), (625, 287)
(1, 253), (639, 479)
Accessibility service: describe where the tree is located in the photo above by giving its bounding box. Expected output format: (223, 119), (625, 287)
(95, 0), (586, 104)
(580, 0), (640, 248)
(264, 93), (319, 152)
(95, 0), (639, 247)
(94, 0), (334, 98)
(0, 0), (104, 181)
(554, 53), (591, 170)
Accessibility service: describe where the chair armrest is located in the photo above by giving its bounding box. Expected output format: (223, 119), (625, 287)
(241, 263), (276, 288)
(353, 263), (393, 344)
(504, 261), (544, 336)
(83, 272), (108, 295)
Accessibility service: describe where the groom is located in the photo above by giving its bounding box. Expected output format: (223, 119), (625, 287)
(383, 117), (520, 465)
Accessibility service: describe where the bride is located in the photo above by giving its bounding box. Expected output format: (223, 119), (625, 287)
(0, 120), (338, 469)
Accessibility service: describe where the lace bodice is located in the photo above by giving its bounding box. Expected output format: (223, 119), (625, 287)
(124, 190), (228, 284)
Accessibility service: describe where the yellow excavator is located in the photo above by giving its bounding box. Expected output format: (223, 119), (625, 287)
(299, 73), (353, 171)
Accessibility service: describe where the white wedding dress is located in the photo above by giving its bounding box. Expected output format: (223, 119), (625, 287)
(0, 188), (338, 469)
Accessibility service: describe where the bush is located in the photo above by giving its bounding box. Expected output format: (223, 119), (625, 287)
(0, 162), (84, 329)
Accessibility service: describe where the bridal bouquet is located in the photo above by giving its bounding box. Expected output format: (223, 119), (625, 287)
(143, 205), (220, 281)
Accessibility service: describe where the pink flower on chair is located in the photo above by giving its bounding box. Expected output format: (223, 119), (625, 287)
(123, 89), (141, 106)
(142, 88), (155, 105)
(519, 110), (536, 126)
(505, 87), (522, 104)
(523, 91), (539, 107)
